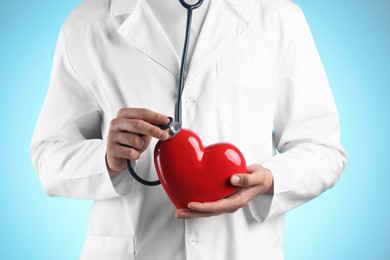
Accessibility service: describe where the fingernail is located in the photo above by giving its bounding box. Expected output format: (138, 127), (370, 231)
(188, 202), (201, 209)
(231, 175), (240, 185)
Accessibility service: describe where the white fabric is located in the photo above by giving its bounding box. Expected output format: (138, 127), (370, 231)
(30, 0), (348, 259)
(145, 0), (210, 67)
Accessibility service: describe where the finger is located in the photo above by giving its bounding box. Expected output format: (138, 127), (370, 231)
(187, 192), (247, 214)
(109, 143), (141, 161)
(230, 165), (266, 188)
(230, 173), (264, 188)
(111, 118), (169, 140)
(175, 209), (222, 219)
(140, 135), (152, 153)
(247, 164), (274, 194)
(113, 132), (145, 151)
(247, 164), (264, 173)
(117, 108), (170, 127)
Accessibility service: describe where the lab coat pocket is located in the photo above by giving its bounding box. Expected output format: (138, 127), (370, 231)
(80, 235), (134, 260)
(216, 47), (276, 128)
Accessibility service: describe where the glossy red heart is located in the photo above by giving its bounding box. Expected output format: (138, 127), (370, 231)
(154, 129), (247, 209)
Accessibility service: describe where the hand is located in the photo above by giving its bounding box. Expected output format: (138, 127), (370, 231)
(175, 164), (274, 219)
(106, 108), (170, 177)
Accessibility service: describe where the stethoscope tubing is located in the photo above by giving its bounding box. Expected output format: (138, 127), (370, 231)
(176, 0), (204, 123)
(127, 0), (204, 186)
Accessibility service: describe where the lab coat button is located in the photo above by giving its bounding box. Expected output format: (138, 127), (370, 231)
(184, 98), (195, 106)
(188, 237), (197, 246)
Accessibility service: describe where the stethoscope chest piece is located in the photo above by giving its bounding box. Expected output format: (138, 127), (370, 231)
(162, 117), (182, 139)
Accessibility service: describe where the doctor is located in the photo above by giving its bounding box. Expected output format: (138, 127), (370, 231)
(31, 0), (347, 259)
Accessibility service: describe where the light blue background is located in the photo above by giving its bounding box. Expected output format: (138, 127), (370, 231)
(0, 0), (389, 259)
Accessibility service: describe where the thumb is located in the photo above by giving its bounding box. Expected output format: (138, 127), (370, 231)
(230, 174), (252, 187)
(230, 165), (264, 187)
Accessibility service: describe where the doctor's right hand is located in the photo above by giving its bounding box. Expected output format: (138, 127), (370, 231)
(106, 108), (170, 178)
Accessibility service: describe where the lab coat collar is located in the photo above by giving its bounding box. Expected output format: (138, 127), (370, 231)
(114, 0), (250, 79)
(110, 0), (140, 17)
(186, 0), (249, 84)
(115, 0), (180, 75)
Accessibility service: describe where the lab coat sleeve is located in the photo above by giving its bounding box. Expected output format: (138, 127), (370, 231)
(248, 8), (348, 222)
(30, 29), (132, 200)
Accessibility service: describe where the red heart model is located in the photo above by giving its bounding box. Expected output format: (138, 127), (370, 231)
(154, 129), (247, 209)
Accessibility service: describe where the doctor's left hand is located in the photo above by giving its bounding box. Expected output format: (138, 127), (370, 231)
(175, 164), (274, 219)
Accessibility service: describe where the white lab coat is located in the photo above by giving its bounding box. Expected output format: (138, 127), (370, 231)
(31, 0), (347, 259)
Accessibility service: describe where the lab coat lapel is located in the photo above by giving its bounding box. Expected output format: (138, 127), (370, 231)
(115, 0), (180, 76)
(185, 0), (250, 85)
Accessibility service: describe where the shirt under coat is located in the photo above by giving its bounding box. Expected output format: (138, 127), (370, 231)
(30, 0), (348, 259)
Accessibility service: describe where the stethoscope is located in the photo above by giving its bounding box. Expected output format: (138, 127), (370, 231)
(126, 0), (204, 186)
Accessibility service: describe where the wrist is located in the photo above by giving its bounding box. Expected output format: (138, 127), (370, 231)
(264, 168), (274, 195)
(105, 154), (121, 178)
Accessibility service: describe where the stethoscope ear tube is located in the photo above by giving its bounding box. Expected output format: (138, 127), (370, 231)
(176, 0), (204, 124)
(127, 0), (203, 186)
(179, 0), (204, 10)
